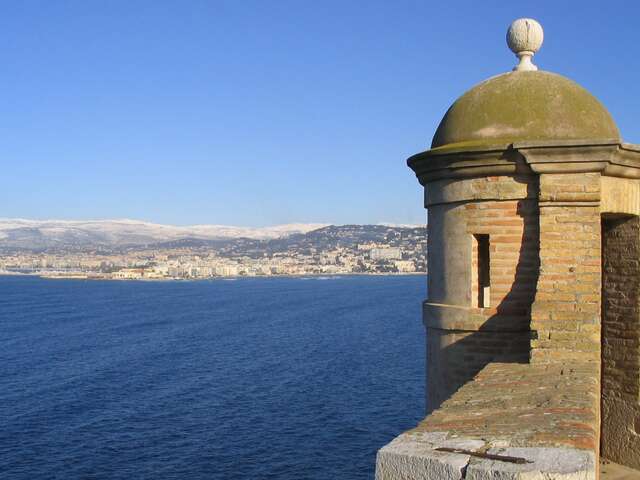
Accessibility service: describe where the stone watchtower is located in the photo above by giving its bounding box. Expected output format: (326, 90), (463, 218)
(377, 19), (640, 479)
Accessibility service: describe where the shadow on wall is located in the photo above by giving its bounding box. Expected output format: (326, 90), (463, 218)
(600, 213), (640, 469)
(426, 175), (540, 413)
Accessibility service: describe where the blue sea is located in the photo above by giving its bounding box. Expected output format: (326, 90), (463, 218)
(1, 275), (425, 479)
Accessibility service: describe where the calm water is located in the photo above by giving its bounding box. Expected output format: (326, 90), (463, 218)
(0, 275), (425, 479)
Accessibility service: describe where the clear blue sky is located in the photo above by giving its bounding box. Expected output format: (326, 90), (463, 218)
(2, 1), (639, 226)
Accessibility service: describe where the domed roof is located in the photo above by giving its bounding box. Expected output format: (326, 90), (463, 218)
(431, 71), (620, 151)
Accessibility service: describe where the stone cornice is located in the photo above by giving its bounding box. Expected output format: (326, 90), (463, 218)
(408, 140), (640, 184)
(408, 147), (528, 184)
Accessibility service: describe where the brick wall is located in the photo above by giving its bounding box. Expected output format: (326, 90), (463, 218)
(601, 214), (640, 469)
(530, 173), (602, 363)
(465, 197), (539, 314)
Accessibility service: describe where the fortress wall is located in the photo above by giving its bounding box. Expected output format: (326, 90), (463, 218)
(601, 214), (640, 469)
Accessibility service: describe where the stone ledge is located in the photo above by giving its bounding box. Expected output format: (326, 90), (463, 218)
(423, 302), (530, 332)
(466, 447), (594, 480)
(376, 432), (595, 480)
(376, 432), (482, 480)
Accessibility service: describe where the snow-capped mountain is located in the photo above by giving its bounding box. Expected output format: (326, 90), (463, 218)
(0, 218), (329, 249)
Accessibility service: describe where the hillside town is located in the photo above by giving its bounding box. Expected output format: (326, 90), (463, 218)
(0, 225), (427, 280)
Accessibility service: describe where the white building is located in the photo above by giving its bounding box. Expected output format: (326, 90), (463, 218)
(370, 248), (401, 260)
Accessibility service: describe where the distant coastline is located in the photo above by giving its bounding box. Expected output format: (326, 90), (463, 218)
(0, 271), (426, 281)
(1, 225), (427, 280)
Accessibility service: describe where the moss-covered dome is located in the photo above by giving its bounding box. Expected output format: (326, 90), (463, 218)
(431, 71), (620, 151)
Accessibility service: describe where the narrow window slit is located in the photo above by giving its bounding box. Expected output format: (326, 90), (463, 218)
(474, 234), (490, 308)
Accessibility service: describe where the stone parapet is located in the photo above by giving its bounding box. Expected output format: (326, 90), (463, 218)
(376, 362), (599, 479)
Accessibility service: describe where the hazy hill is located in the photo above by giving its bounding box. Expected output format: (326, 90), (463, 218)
(0, 219), (426, 256)
(0, 219), (328, 250)
(152, 224), (427, 259)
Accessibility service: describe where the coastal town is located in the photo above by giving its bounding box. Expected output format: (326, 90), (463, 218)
(0, 225), (427, 280)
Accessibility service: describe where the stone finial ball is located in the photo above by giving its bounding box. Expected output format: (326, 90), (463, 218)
(507, 18), (544, 54)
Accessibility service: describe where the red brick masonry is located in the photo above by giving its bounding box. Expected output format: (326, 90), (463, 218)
(412, 362), (599, 453)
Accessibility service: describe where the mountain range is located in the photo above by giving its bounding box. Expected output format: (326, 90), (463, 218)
(0, 218), (330, 250)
